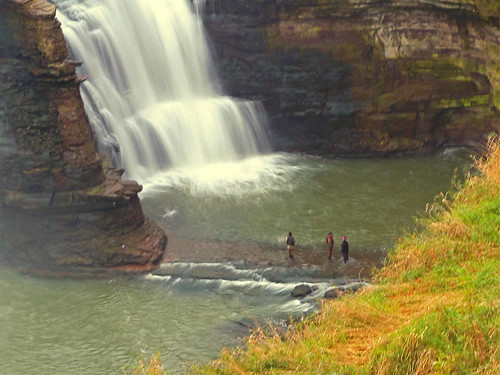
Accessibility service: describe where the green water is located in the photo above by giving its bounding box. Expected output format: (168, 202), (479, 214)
(0, 150), (471, 374)
(0, 269), (274, 374)
(141, 150), (470, 255)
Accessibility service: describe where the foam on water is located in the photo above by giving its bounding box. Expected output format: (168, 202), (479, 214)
(145, 261), (350, 313)
(140, 153), (303, 197)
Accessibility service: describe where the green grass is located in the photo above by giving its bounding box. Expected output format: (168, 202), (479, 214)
(370, 304), (499, 374)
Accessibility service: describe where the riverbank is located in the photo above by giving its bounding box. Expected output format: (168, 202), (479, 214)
(129, 136), (499, 374)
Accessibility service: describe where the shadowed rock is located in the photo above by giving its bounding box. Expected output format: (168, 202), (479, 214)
(324, 281), (370, 299)
(324, 288), (342, 299)
(0, 0), (166, 274)
(203, 0), (500, 156)
(291, 283), (312, 297)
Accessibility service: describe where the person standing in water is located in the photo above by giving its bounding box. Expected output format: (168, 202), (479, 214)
(341, 235), (349, 263)
(286, 232), (295, 258)
(326, 232), (335, 260)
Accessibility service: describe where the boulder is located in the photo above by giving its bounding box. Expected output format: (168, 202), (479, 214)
(291, 284), (312, 297)
(340, 281), (370, 293)
(324, 288), (342, 299)
(324, 282), (370, 299)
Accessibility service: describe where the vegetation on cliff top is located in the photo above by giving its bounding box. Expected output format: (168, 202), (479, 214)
(471, 0), (500, 19)
(127, 135), (499, 374)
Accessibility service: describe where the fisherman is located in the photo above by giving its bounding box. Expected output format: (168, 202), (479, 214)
(341, 235), (349, 263)
(326, 232), (335, 260)
(286, 232), (295, 258)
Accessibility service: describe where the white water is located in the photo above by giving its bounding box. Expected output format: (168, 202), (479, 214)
(54, 0), (270, 182)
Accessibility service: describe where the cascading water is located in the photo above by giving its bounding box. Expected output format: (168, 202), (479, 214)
(53, 0), (270, 183)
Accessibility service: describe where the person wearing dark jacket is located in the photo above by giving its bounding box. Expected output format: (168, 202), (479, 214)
(341, 236), (349, 263)
(286, 232), (295, 258)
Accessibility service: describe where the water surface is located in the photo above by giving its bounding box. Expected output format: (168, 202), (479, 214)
(0, 149), (471, 374)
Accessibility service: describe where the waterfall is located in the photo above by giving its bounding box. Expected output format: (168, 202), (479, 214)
(53, 0), (270, 182)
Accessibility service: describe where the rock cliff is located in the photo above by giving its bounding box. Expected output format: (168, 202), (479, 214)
(203, 0), (500, 155)
(0, 0), (166, 274)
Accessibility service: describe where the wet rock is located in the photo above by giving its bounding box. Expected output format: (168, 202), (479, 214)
(291, 283), (312, 297)
(324, 288), (342, 300)
(324, 282), (370, 299)
(340, 281), (370, 293)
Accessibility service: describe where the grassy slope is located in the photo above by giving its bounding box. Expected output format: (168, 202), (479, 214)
(130, 137), (499, 375)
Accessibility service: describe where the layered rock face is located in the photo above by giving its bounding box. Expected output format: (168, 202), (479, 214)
(203, 0), (500, 155)
(0, 0), (166, 273)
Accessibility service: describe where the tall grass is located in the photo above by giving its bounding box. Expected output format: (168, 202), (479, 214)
(128, 136), (500, 374)
(369, 136), (500, 374)
(123, 352), (165, 375)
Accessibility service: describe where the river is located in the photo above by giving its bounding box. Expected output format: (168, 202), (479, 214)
(0, 149), (471, 374)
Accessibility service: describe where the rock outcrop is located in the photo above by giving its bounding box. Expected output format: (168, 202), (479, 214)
(0, 0), (166, 274)
(291, 283), (313, 297)
(203, 0), (500, 156)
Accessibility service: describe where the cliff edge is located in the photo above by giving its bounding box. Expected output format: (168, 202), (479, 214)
(204, 0), (500, 156)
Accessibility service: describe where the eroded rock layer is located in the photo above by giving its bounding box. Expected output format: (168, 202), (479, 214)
(203, 0), (500, 155)
(0, 0), (166, 273)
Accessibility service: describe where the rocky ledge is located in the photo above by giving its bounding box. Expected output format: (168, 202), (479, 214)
(203, 0), (500, 156)
(0, 165), (167, 274)
(0, 0), (166, 274)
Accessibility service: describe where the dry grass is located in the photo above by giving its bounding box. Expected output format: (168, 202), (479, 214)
(188, 280), (469, 374)
(125, 352), (165, 375)
(379, 136), (500, 282)
(475, 136), (500, 188)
